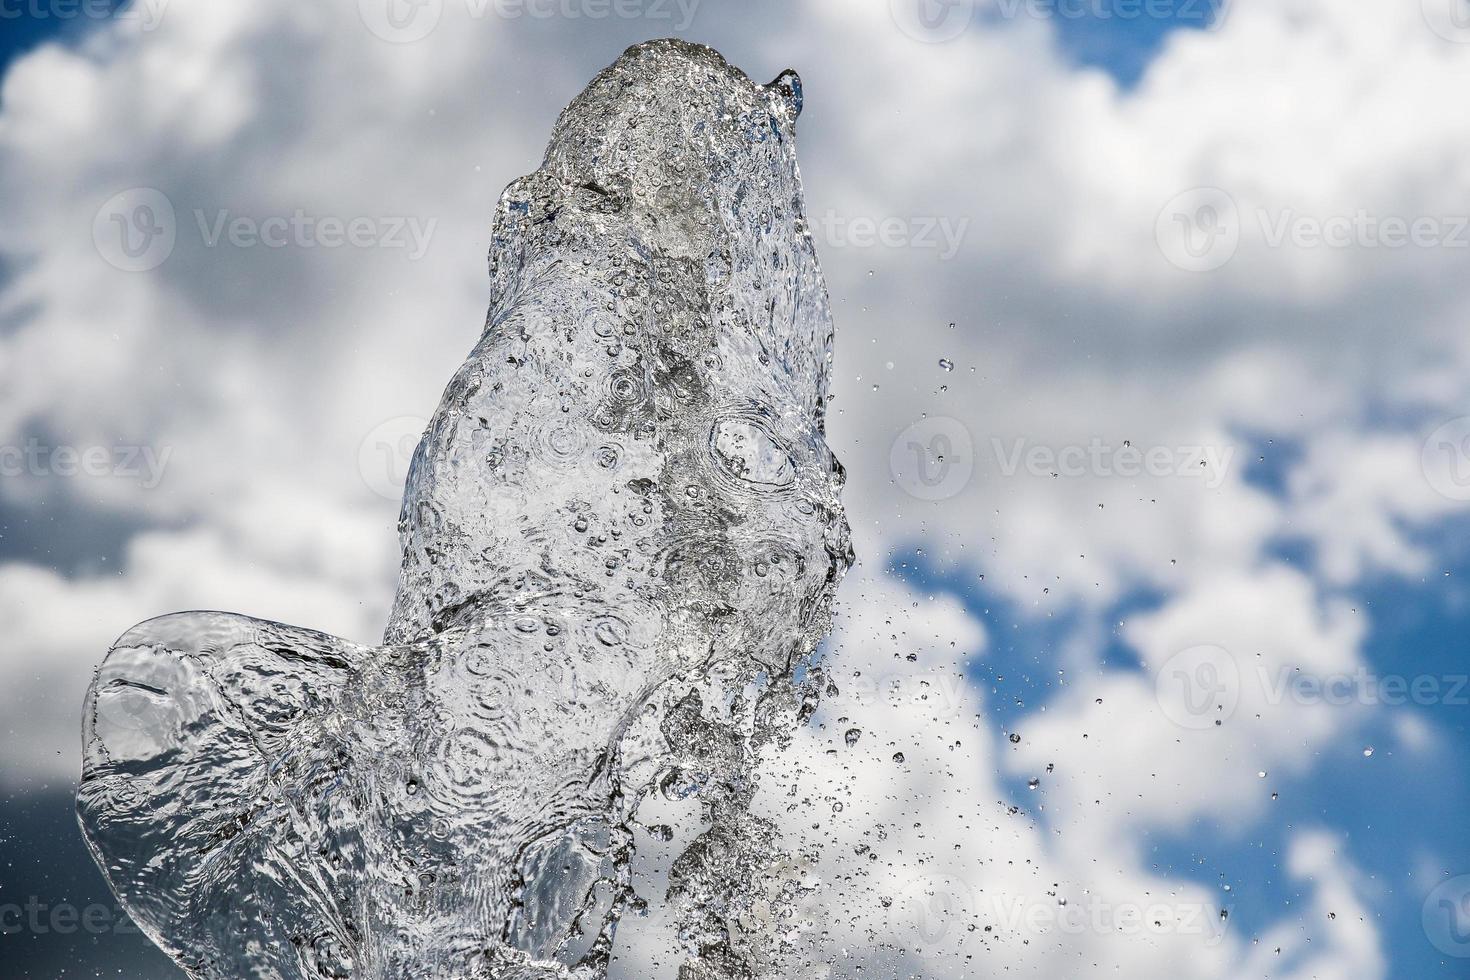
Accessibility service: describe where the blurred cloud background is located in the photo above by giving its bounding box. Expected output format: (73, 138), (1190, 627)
(2, 0), (1469, 976)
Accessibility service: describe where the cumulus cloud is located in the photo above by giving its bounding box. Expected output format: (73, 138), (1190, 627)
(2, 0), (1465, 975)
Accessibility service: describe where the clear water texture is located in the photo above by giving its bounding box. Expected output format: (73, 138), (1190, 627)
(77, 39), (851, 980)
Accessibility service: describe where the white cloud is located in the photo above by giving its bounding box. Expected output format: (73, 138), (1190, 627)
(4, 0), (1463, 974)
(1286, 428), (1460, 584)
(1239, 831), (1387, 980)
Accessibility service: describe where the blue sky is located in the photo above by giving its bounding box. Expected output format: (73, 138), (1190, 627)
(894, 519), (1470, 979)
(0, 0), (1225, 86)
(902, 415), (1470, 978)
(0, 0), (126, 78)
(1042, 0), (1228, 85)
(886, 420), (1470, 978)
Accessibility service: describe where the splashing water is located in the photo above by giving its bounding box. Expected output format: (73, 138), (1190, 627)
(77, 40), (850, 980)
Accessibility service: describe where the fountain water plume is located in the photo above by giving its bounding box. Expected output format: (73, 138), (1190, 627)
(78, 39), (850, 980)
